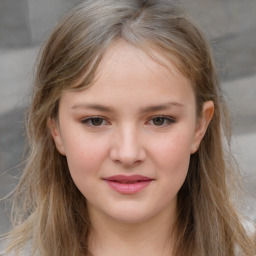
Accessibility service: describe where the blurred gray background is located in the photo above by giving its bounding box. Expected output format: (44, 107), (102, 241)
(0, 0), (256, 237)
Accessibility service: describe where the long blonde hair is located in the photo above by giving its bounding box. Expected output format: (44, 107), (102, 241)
(2, 0), (255, 255)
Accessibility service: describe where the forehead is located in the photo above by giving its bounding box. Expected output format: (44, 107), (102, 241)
(60, 40), (196, 113)
(97, 40), (181, 80)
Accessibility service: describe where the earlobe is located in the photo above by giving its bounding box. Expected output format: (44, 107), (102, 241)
(191, 101), (214, 154)
(47, 118), (66, 155)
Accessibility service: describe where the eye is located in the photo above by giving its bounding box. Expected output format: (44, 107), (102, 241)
(81, 117), (107, 127)
(150, 116), (175, 126)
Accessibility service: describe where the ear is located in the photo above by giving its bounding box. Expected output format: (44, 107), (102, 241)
(47, 118), (66, 155)
(191, 101), (214, 154)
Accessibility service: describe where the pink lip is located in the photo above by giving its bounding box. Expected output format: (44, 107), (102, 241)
(103, 175), (153, 194)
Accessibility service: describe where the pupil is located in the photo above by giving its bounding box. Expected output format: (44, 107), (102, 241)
(91, 118), (103, 126)
(153, 117), (164, 126)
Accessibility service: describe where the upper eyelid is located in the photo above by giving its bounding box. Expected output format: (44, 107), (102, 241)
(80, 115), (176, 120)
(81, 116), (106, 121)
(147, 115), (175, 121)
(81, 116), (109, 125)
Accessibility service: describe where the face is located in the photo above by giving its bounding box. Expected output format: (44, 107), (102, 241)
(50, 41), (213, 224)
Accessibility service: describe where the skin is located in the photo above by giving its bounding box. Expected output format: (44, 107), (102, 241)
(50, 40), (214, 256)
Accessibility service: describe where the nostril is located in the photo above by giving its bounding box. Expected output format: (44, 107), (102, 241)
(109, 129), (146, 166)
(110, 146), (146, 167)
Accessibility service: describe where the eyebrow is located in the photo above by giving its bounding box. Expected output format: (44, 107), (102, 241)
(140, 102), (184, 113)
(71, 103), (114, 112)
(71, 102), (184, 112)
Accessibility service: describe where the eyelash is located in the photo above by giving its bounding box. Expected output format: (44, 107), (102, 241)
(80, 116), (176, 127)
(81, 117), (108, 127)
(147, 116), (176, 126)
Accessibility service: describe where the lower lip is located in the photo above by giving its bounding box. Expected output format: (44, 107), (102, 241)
(105, 180), (152, 194)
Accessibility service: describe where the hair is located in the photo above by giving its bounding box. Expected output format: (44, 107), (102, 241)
(1, 0), (255, 255)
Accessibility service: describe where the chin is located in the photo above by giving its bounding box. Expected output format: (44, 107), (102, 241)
(105, 206), (157, 224)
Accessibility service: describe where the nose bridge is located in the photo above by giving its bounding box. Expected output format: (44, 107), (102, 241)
(110, 123), (146, 166)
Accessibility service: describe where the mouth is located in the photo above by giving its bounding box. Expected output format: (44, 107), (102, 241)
(103, 175), (153, 194)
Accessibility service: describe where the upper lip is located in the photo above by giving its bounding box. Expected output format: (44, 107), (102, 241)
(103, 175), (153, 182)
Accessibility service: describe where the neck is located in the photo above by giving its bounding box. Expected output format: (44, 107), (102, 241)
(87, 204), (176, 256)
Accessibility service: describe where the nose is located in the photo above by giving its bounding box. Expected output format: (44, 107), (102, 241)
(110, 125), (146, 167)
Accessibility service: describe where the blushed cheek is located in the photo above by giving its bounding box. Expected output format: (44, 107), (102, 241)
(161, 146), (190, 198)
(158, 135), (192, 175)
(65, 137), (108, 177)
(65, 150), (99, 196)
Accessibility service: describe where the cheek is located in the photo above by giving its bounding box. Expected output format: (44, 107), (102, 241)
(150, 131), (193, 188)
(152, 130), (193, 164)
(161, 137), (191, 173)
(62, 132), (109, 178)
(63, 134), (111, 198)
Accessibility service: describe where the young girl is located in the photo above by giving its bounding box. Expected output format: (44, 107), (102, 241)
(1, 0), (255, 255)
